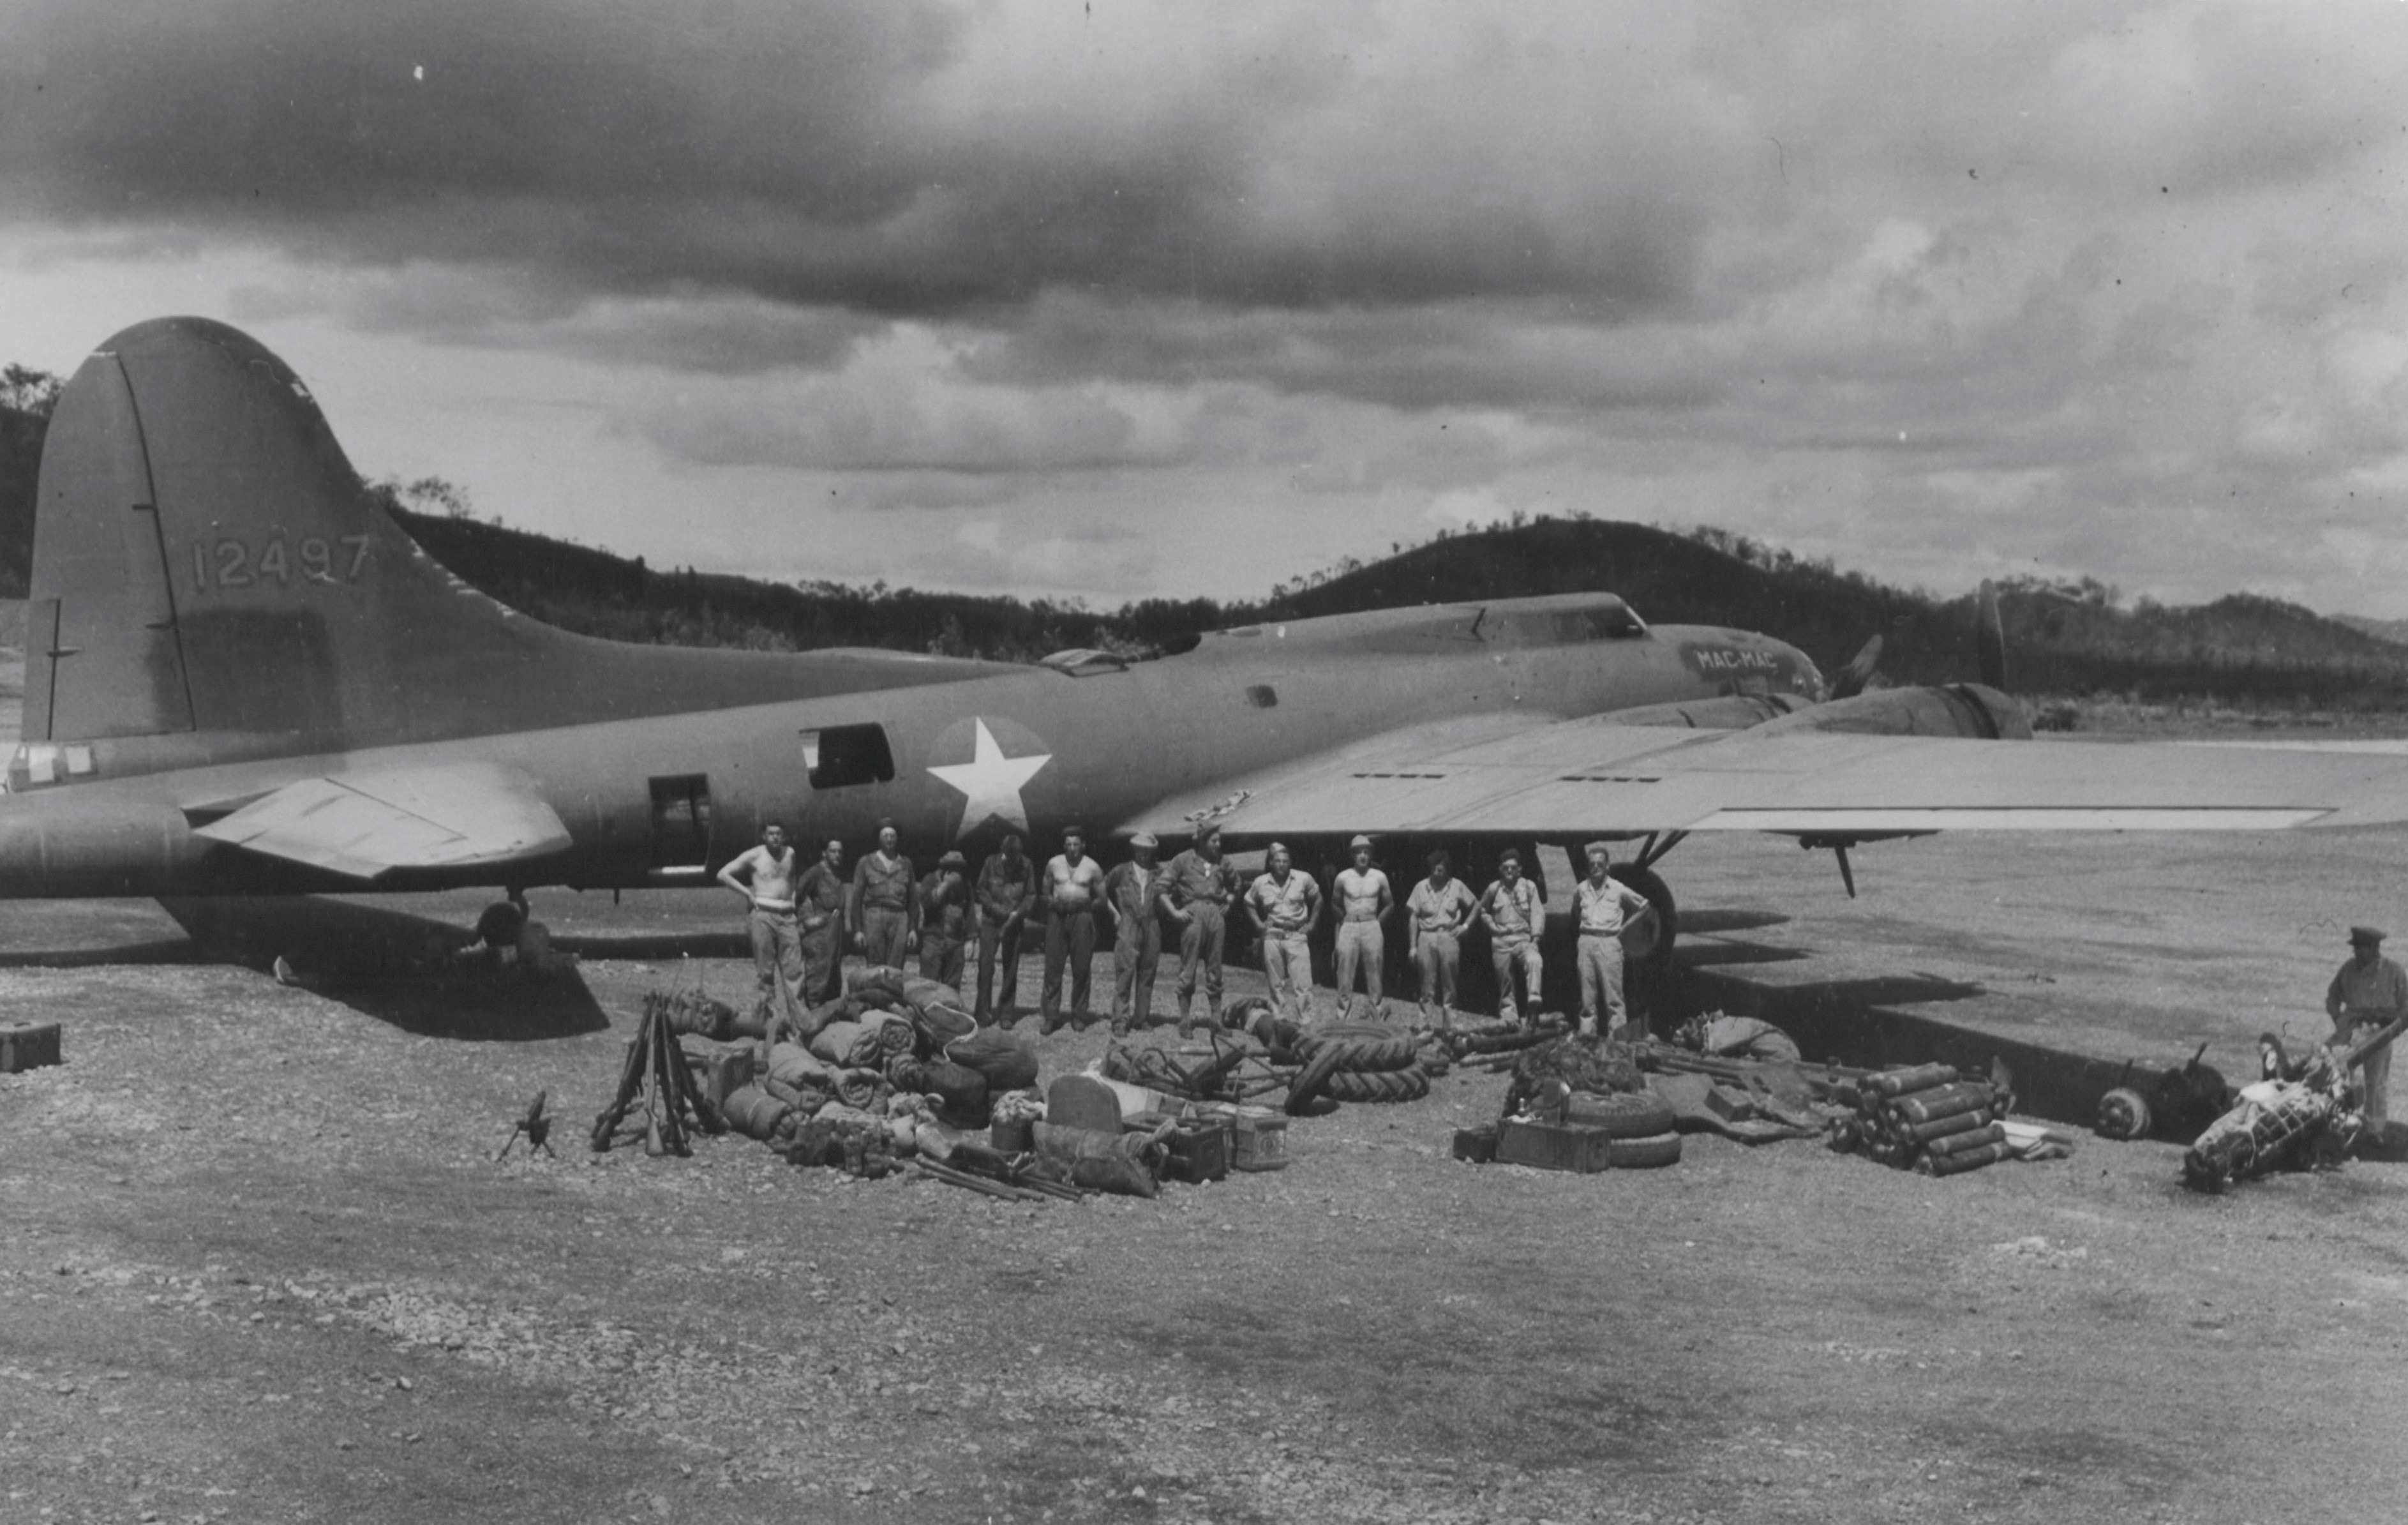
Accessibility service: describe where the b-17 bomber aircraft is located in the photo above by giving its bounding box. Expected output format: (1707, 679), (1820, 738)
(12, 316), (2408, 980)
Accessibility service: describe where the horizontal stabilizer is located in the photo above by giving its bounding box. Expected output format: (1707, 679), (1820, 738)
(192, 763), (571, 880)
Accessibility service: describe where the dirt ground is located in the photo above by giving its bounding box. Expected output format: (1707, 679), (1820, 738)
(7, 823), (2408, 1525)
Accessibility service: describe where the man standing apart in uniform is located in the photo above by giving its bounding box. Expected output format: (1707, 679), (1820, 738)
(1406, 849), (1477, 1028)
(2327, 924), (2407, 1127)
(717, 822), (805, 1025)
(1245, 841), (1324, 1024)
(1040, 826), (1107, 1033)
(1105, 832), (1167, 1037)
(919, 850), (973, 991)
(1476, 849), (1546, 1026)
(849, 820), (918, 972)
(793, 837), (850, 1003)
(1163, 823), (1242, 1035)
(1331, 836), (1395, 1019)
(1571, 842), (1656, 1039)
(973, 832), (1036, 1025)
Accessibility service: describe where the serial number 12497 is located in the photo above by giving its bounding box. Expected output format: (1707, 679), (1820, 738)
(191, 535), (372, 590)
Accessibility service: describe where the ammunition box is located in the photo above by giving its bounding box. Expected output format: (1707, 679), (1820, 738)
(1495, 1117), (1616, 1173)
(0, 1019), (61, 1074)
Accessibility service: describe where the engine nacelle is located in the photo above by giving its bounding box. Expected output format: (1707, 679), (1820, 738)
(1750, 683), (2030, 740)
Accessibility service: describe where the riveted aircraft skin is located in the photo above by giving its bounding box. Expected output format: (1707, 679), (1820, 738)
(10, 317), (2408, 912)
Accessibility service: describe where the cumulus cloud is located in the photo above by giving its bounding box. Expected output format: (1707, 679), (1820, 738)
(8, 1), (2408, 610)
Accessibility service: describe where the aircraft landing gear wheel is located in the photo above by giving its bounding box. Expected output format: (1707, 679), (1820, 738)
(477, 900), (528, 949)
(1608, 865), (1677, 1032)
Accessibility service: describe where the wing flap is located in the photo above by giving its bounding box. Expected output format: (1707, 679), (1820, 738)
(1125, 717), (2408, 840)
(192, 763), (572, 878)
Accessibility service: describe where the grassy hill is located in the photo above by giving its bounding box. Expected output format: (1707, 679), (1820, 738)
(10, 371), (2408, 714)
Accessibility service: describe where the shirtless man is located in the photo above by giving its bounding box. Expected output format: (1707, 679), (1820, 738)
(1039, 825), (1108, 1033)
(717, 822), (807, 1021)
(1330, 835), (1395, 1019)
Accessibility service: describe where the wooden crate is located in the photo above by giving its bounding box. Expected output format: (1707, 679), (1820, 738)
(0, 1019), (61, 1074)
(1495, 1118), (1615, 1173)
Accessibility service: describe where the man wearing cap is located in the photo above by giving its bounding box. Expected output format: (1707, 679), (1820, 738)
(973, 832), (1037, 1024)
(849, 820), (918, 971)
(2327, 924), (2408, 1127)
(717, 821), (807, 1023)
(1571, 842), (1656, 1039)
(918, 850), (974, 991)
(1105, 833), (1169, 1036)
(1405, 849), (1477, 1027)
(1245, 841), (1324, 1023)
(1476, 850), (1547, 1025)
(1331, 835), (1396, 1020)
(1040, 825), (1107, 1032)
(794, 836), (851, 1003)
(1163, 823), (1243, 1034)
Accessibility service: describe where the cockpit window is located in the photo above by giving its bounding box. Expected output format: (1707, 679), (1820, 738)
(1548, 606), (1649, 642)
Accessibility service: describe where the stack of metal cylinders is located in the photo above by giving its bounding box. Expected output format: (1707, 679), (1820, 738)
(1845, 1064), (2012, 1176)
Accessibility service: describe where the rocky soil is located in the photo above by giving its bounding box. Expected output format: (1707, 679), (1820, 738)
(5, 841), (2408, 1524)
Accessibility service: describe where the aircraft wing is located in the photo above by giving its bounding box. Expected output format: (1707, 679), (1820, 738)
(191, 763), (573, 879)
(1121, 715), (2408, 840)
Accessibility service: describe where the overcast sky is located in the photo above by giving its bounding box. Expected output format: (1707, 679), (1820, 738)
(6, 2), (2408, 615)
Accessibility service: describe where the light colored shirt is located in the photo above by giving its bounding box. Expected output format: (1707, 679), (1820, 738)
(1334, 866), (1391, 922)
(1574, 876), (1653, 936)
(1248, 870), (1319, 935)
(1045, 853), (1105, 912)
(1406, 877), (1476, 935)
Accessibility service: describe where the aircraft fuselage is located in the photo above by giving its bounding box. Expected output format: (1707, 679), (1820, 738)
(0, 596), (1820, 897)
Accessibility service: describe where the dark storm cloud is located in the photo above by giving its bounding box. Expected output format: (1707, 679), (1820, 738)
(0, 1), (1713, 324)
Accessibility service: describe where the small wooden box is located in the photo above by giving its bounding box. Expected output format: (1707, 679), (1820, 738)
(1230, 1107), (1289, 1171)
(1495, 1118), (1615, 1173)
(0, 1020), (61, 1074)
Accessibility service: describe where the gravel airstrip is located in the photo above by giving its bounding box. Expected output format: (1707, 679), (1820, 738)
(7, 816), (2408, 1524)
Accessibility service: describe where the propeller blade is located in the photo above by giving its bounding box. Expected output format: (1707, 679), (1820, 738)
(1975, 579), (2008, 690)
(1828, 635), (1884, 700)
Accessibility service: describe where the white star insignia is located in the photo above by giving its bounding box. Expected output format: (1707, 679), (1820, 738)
(927, 718), (1052, 839)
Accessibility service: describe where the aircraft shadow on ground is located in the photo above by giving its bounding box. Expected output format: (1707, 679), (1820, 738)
(156, 894), (613, 1041)
(1675, 908), (1793, 935)
(0, 939), (211, 969)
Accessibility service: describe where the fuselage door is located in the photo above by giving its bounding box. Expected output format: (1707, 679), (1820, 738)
(648, 774), (712, 871)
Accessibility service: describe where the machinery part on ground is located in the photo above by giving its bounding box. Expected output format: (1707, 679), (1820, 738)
(1285, 1044), (1347, 1115)
(2181, 1079), (2342, 1194)
(1294, 1021), (1419, 1073)
(0, 1019), (63, 1073)
(1608, 1131), (1682, 1169)
(1322, 1065), (1431, 1104)
(1564, 1089), (1679, 1139)
(2095, 1086), (2151, 1141)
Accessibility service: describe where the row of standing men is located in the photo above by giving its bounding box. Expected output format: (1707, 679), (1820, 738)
(718, 820), (1656, 1040)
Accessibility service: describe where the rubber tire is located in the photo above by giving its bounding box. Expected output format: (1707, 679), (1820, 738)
(1322, 1065), (1432, 1104)
(1285, 1045), (1347, 1115)
(1609, 1131), (1682, 1169)
(1563, 1090), (1679, 1139)
(1608, 864), (1677, 977)
(2095, 1086), (2151, 1141)
(1294, 1022), (1419, 1074)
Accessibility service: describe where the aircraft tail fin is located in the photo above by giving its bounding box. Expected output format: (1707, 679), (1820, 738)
(28, 317), (516, 747)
